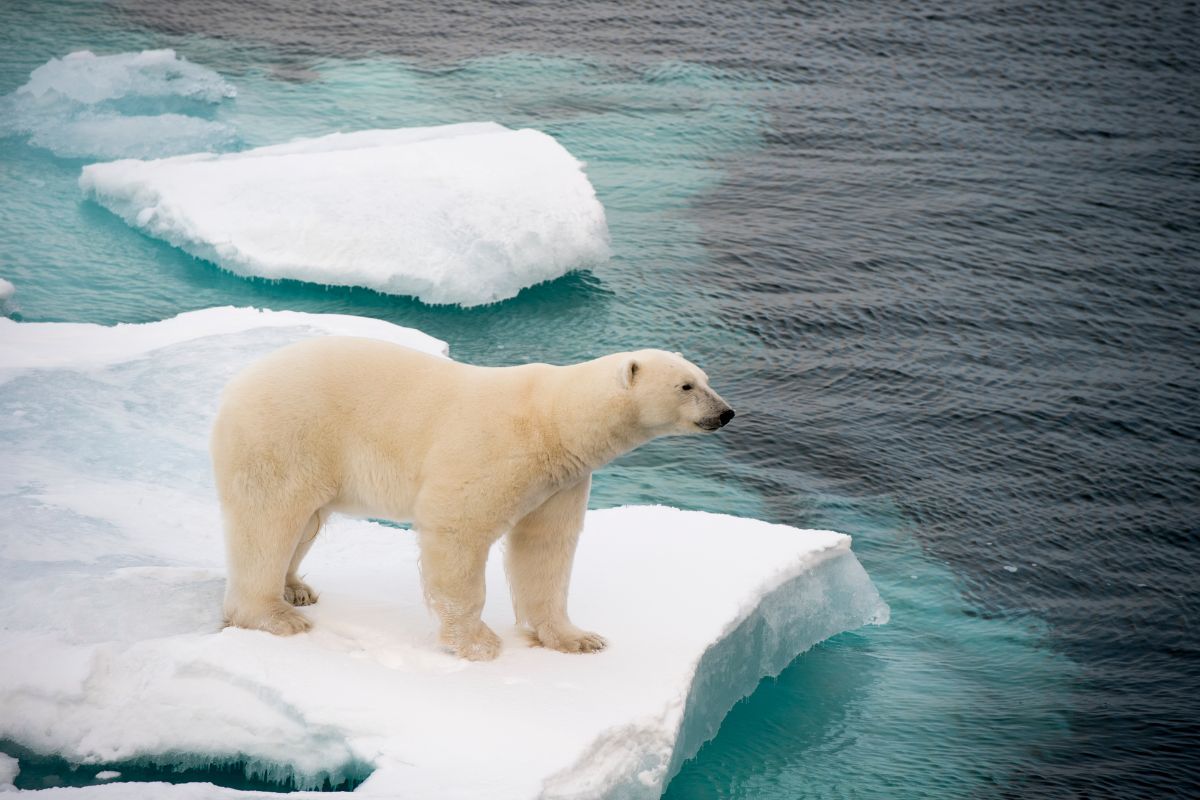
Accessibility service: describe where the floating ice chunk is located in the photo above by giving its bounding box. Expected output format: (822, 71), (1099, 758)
(94, 771), (121, 781)
(0, 308), (886, 798)
(80, 124), (611, 306)
(0, 50), (236, 159)
(19, 50), (234, 105)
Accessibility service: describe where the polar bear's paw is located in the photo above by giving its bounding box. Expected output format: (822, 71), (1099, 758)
(449, 624), (502, 661)
(530, 623), (608, 654)
(226, 601), (312, 636)
(264, 606), (313, 635)
(284, 580), (319, 607)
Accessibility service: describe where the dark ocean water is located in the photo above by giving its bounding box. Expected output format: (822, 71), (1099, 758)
(2, 0), (1198, 796)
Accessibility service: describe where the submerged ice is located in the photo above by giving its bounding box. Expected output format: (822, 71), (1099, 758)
(80, 123), (611, 306)
(0, 50), (236, 159)
(0, 308), (886, 798)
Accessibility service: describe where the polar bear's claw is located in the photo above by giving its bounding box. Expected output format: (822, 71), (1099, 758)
(284, 581), (319, 607)
(531, 624), (608, 654)
(574, 632), (608, 653)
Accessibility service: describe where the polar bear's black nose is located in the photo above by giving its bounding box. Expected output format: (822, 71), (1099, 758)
(719, 408), (735, 427)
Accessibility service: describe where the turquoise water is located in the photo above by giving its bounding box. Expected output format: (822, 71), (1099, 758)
(666, 495), (1069, 797)
(8, 0), (1193, 796)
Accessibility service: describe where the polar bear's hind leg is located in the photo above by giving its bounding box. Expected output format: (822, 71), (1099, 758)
(284, 510), (323, 607)
(223, 505), (317, 635)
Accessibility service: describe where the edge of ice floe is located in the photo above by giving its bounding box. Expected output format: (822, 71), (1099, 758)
(541, 516), (889, 799)
(0, 306), (448, 378)
(666, 539), (889, 781)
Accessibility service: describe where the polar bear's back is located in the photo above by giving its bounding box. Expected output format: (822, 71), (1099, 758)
(210, 336), (585, 529)
(211, 337), (466, 506)
(219, 336), (458, 419)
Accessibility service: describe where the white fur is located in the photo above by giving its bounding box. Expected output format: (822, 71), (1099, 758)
(211, 338), (733, 660)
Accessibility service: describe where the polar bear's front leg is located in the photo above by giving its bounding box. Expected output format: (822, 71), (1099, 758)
(419, 532), (501, 661)
(505, 477), (606, 654)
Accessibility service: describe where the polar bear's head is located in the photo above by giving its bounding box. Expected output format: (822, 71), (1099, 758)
(619, 350), (735, 436)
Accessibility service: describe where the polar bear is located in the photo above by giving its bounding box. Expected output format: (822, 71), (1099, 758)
(211, 338), (734, 660)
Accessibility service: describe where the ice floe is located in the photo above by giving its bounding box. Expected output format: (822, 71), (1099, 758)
(0, 308), (886, 798)
(79, 123), (611, 306)
(0, 50), (236, 159)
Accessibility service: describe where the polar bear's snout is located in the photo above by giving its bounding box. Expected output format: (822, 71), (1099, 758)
(697, 394), (736, 431)
(698, 406), (735, 431)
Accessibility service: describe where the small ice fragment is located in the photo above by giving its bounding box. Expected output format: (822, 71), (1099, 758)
(0, 279), (14, 302)
(94, 771), (121, 780)
(1003, 565), (1018, 573)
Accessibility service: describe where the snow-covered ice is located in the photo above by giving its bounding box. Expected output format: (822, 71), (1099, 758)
(0, 307), (887, 798)
(80, 123), (611, 306)
(0, 50), (236, 159)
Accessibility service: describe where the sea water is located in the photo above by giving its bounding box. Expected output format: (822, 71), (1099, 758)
(1, 1), (1196, 796)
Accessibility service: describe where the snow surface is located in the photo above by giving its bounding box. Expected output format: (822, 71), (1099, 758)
(80, 123), (611, 306)
(0, 50), (236, 159)
(0, 307), (887, 798)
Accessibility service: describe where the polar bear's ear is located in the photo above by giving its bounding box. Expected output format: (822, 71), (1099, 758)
(621, 358), (640, 389)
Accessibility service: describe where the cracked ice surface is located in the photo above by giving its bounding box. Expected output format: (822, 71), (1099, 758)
(80, 123), (611, 306)
(0, 308), (887, 798)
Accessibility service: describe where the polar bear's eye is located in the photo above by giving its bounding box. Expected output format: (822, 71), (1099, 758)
(681, 383), (693, 391)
